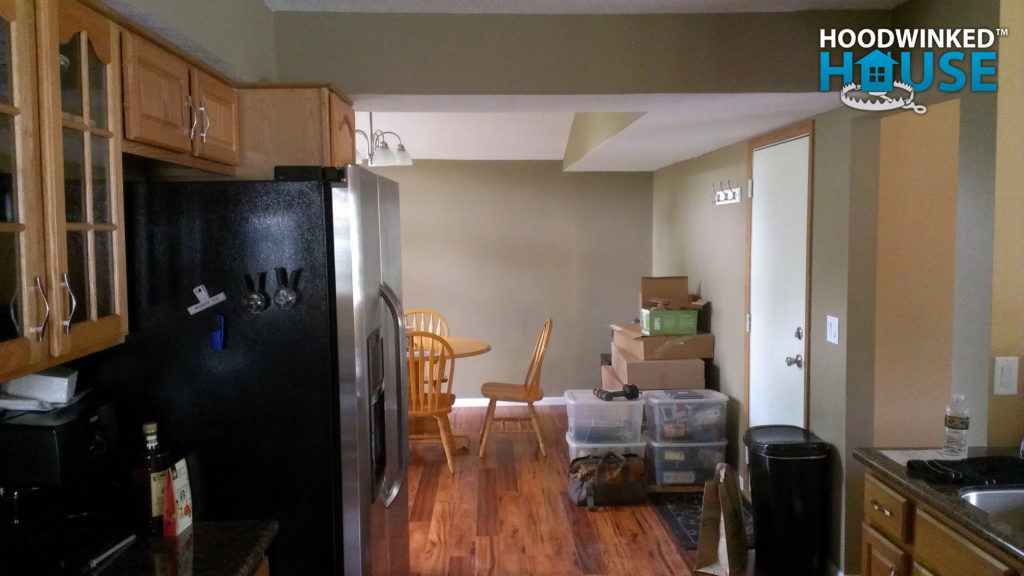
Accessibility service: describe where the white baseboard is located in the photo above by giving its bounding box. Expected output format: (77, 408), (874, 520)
(453, 396), (568, 408)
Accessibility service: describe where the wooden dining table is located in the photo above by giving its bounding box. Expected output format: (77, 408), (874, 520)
(442, 336), (491, 359)
(408, 335), (490, 451)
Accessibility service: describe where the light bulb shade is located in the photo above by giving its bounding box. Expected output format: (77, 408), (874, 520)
(393, 144), (413, 166)
(371, 142), (395, 166)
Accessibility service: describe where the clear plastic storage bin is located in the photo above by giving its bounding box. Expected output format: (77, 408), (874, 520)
(643, 389), (727, 443)
(647, 439), (727, 485)
(564, 389), (645, 443)
(565, 432), (646, 461)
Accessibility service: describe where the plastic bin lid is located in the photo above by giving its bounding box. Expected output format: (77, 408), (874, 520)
(643, 389), (728, 404)
(564, 389), (643, 405)
(743, 425), (830, 457)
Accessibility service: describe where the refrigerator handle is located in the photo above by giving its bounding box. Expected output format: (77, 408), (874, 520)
(379, 281), (408, 508)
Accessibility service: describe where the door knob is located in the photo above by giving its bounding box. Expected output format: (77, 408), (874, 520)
(786, 354), (803, 369)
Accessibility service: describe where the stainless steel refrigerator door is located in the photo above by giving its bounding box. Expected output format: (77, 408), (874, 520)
(333, 168), (379, 576)
(377, 172), (410, 575)
(335, 165), (409, 576)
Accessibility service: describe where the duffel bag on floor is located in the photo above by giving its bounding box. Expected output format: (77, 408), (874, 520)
(567, 452), (647, 510)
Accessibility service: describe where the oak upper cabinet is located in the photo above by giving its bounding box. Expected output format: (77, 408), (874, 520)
(0, 0), (47, 378)
(122, 31), (239, 166)
(34, 0), (127, 362)
(236, 85), (354, 180)
(328, 90), (355, 167)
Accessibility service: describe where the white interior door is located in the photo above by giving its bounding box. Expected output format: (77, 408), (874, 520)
(749, 135), (810, 428)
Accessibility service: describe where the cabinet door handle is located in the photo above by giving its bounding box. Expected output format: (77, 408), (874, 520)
(60, 273), (76, 334)
(199, 98), (210, 142)
(889, 566), (898, 576)
(31, 277), (48, 342)
(870, 499), (894, 517)
(186, 96), (197, 139)
(9, 287), (19, 334)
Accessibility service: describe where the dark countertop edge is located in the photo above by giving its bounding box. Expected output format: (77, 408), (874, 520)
(236, 520), (280, 576)
(853, 447), (1024, 561)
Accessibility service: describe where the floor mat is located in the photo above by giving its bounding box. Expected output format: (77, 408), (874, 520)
(651, 491), (756, 550)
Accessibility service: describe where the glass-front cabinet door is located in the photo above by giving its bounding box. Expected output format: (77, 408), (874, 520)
(38, 0), (125, 358)
(0, 0), (46, 379)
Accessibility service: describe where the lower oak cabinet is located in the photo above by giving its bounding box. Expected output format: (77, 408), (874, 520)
(862, 472), (1020, 576)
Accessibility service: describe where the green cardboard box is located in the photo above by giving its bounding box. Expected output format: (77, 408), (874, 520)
(641, 308), (698, 336)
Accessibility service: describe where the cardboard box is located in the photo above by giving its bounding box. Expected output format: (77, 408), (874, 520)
(610, 343), (705, 390)
(601, 365), (624, 391)
(641, 308), (697, 335)
(639, 276), (708, 335)
(639, 276), (688, 310)
(612, 323), (715, 360)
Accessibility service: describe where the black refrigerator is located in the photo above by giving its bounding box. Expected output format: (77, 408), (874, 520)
(76, 165), (410, 575)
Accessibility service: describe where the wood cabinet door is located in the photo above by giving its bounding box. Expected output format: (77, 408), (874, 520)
(190, 68), (238, 165)
(38, 0), (126, 358)
(121, 31), (191, 154)
(0, 0), (47, 380)
(914, 509), (1015, 576)
(862, 524), (909, 576)
(328, 91), (354, 166)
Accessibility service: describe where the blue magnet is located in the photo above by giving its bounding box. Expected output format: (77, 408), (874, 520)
(211, 314), (225, 351)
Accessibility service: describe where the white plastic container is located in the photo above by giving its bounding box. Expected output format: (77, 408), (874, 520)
(643, 389), (727, 443)
(564, 389), (645, 443)
(565, 431), (646, 461)
(647, 439), (727, 485)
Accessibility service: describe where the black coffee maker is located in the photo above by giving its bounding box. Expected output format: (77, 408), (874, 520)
(0, 397), (134, 575)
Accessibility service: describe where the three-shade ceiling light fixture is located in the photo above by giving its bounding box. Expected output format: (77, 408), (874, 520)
(354, 111), (413, 167)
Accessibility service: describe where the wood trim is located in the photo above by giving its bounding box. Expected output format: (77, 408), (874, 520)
(122, 140), (237, 176)
(60, 114), (112, 137)
(57, 0), (111, 63)
(0, 222), (27, 232)
(9, 0), (45, 372)
(0, 0), (15, 24)
(37, 0), (70, 358)
(235, 81), (353, 105)
(0, 101), (18, 116)
(743, 119), (815, 437)
(0, 333), (124, 383)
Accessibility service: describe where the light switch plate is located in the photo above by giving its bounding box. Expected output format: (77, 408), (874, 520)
(826, 315), (839, 345)
(994, 357), (1019, 395)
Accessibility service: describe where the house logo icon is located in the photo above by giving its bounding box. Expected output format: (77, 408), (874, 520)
(856, 49), (899, 93)
(839, 49), (927, 114)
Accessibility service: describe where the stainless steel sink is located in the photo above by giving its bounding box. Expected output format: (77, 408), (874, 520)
(960, 485), (1024, 531)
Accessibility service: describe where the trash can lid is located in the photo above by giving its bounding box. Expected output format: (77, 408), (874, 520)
(743, 425), (830, 457)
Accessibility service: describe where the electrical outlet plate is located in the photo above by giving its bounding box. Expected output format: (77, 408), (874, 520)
(994, 357), (1019, 396)
(826, 315), (839, 345)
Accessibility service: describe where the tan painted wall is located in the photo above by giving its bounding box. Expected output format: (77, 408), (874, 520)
(651, 142), (748, 468)
(373, 161), (652, 399)
(989, 0), (1024, 445)
(873, 99), (960, 446)
(272, 11), (890, 95)
(96, 0), (277, 82)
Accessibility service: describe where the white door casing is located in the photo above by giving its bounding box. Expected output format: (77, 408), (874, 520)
(748, 132), (811, 429)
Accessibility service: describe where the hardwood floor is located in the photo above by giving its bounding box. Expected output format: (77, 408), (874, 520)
(406, 405), (698, 576)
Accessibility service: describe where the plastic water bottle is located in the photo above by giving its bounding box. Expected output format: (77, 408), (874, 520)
(942, 394), (969, 458)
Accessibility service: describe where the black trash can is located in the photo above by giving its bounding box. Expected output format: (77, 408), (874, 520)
(743, 425), (831, 576)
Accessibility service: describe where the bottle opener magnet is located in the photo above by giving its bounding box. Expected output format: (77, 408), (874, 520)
(242, 273), (269, 315)
(273, 268), (302, 309)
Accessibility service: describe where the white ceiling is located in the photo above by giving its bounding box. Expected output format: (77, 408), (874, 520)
(353, 93), (841, 171)
(275, 0), (895, 170)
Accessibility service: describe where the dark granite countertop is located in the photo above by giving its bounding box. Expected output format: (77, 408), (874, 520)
(90, 520), (278, 576)
(854, 447), (1024, 561)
